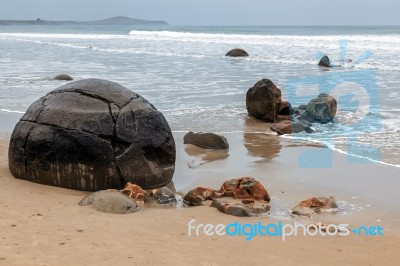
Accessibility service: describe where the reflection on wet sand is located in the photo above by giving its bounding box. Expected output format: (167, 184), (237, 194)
(243, 115), (282, 162)
(243, 116), (326, 163)
(243, 133), (282, 162)
(184, 144), (229, 168)
(243, 115), (273, 133)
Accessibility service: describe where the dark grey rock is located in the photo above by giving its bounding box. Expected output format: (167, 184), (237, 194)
(78, 190), (139, 214)
(291, 196), (338, 216)
(246, 79), (282, 122)
(298, 104), (307, 110)
(53, 74), (73, 81)
(184, 131), (229, 150)
(8, 79), (176, 191)
(225, 48), (249, 57)
(318, 55), (331, 67)
(147, 187), (177, 205)
(305, 93), (337, 123)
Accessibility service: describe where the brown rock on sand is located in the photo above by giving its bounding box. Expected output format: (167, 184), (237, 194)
(291, 196), (338, 216)
(183, 177), (270, 205)
(183, 187), (223, 205)
(219, 177), (270, 202)
(120, 182), (147, 203)
(211, 198), (270, 217)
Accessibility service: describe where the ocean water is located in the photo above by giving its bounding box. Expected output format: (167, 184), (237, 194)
(0, 25), (399, 166)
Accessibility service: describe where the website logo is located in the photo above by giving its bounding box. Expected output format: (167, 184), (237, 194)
(188, 219), (383, 241)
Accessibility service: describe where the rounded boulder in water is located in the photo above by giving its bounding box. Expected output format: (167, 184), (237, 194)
(225, 48), (249, 57)
(246, 79), (282, 122)
(305, 93), (337, 123)
(8, 79), (176, 191)
(53, 74), (73, 81)
(318, 55), (331, 67)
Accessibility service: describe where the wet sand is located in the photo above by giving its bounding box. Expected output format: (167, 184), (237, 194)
(1, 128), (400, 265)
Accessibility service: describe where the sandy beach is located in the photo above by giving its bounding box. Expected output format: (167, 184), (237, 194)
(1, 123), (400, 265)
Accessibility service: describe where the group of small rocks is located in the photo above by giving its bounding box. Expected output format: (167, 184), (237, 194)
(246, 78), (337, 135)
(79, 176), (338, 217)
(227, 48), (339, 135)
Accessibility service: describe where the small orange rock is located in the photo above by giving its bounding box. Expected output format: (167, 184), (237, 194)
(120, 182), (147, 203)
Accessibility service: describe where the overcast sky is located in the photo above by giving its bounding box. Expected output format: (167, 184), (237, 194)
(1, 0), (399, 26)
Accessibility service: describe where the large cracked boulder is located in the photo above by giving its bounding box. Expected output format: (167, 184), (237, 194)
(8, 79), (176, 191)
(246, 79), (282, 122)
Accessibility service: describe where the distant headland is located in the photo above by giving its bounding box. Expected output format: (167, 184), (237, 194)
(0, 16), (169, 26)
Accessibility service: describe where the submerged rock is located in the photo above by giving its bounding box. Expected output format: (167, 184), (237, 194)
(184, 131), (229, 150)
(246, 79), (282, 122)
(318, 55), (331, 67)
(8, 79), (176, 191)
(225, 48), (249, 57)
(53, 74), (73, 81)
(78, 190), (139, 214)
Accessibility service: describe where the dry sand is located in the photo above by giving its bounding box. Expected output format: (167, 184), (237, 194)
(1, 131), (400, 265)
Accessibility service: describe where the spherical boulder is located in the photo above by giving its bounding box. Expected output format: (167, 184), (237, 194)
(225, 48), (249, 57)
(8, 79), (176, 191)
(306, 93), (337, 123)
(246, 79), (282, 122)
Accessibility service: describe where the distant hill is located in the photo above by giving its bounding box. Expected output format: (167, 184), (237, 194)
(0, 16), (169, 26)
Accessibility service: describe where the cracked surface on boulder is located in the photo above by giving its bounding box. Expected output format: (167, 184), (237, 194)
(8, 79), (176, 191)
